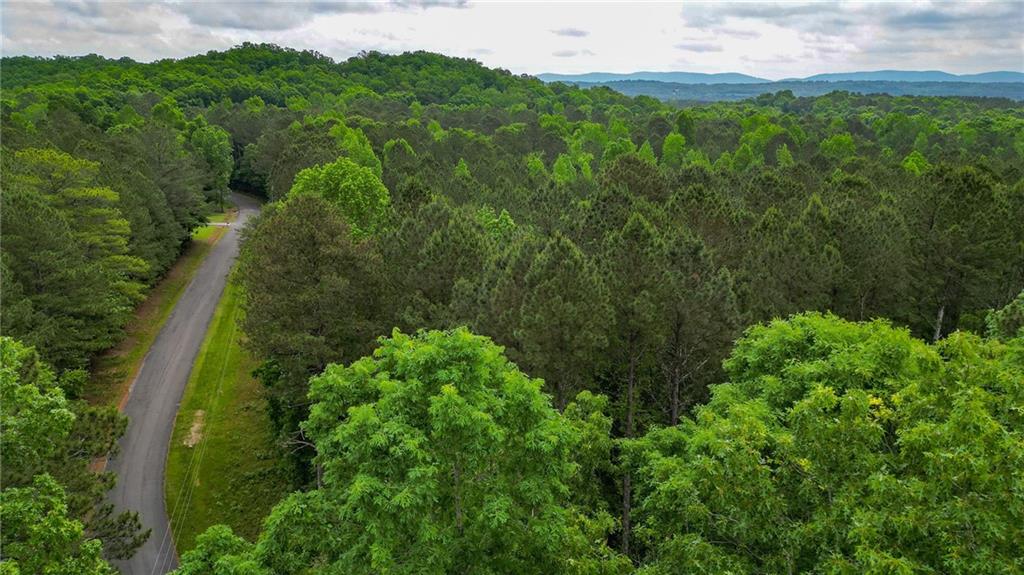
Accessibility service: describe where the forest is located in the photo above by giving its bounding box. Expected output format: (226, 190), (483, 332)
(2, 44), (1023, 574)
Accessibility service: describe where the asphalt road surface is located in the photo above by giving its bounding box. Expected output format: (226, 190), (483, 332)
(108, 193), (260, 575)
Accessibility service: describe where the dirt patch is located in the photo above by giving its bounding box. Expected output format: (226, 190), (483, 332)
(185, 410), (206, 447)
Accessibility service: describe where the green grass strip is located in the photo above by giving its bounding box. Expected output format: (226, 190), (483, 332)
(164, 274), (289, 552)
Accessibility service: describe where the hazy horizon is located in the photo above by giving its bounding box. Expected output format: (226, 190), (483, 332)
(3, 1), (1022, 80)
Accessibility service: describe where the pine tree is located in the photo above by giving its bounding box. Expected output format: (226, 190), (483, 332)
(517, 233), (613, 409)
(237, 195), (384, 438)
(659, 227), (740, 424)
(601, 212), (669, 555)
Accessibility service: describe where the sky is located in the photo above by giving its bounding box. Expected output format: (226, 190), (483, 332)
(2, 1), (1022, 80)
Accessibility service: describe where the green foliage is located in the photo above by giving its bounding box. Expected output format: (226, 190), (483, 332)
(987, 290), (1024, 339)
(775, 142), (794, 167)
(908, 166), (1016, 340)
(475, 205), (516, 242)
(602, 137), (637, 167)
(189, 124), (233, 205)
(732, 142), (756, 171)
(152, 96), (186, 129)
(818, 132), (856, 163)
(454, 156), (471, 179)
(517, 233), (613, 409)
(637, 140), (656, 165)
(631, 313), (1024, 574)
(660, 132), (686, 169)
(901, 149), (931, 176)
(0, 475), (115, 575)
(244, 95), (266, 113)
(173, 524), (262, 575)
(553, 153), (578, 185)
(0, 337), (75, 484)
(659, 228), (740, 423)
(329, 121), (383, 179)
(190, 123), (232, 188)
(1, 337), (146, 569)
(287, 157), (390, 239)
(1, 149), (149, 369)
(525, 152), (548, 179)
(238, 195), (383, 442)
(6, 44), (1023, 571)
(178, 329), (628, 574)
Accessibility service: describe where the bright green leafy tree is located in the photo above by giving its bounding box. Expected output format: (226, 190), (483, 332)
(288, 156), (391, 240)
(660, 132), (686, 169)
(176, 328), (629, 575)
(630, 313), (1024, 574)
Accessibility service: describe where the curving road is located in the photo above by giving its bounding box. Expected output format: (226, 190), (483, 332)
(107, 192), (260, 575)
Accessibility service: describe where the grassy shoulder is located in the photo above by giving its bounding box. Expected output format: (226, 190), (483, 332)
(165, 274), (289, 552)
(85, 208), (237, 407)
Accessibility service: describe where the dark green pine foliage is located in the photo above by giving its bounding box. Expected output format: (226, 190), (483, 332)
(260, 120), (343, 200)
(401, 201), (493, 329)
(130, 122), (206, 233)
(0, 184), (124, 369)
(740, 195), (843, 322)
(737, 206), (790, 321)
(601, 212), (669, 556)
(381, 137), (420, 193)
(68, 130), (185, 277)
(782, 193), (843, 312)
(473, 232), (546, 363)
(658, 227), (740, 424)
(517, 232), (613, 410)
(906, 166), (1015, 340)
(237, 195), (383, 450)
(831, 193), (913, 322)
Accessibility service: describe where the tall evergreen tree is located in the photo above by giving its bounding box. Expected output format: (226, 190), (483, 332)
(601, 212), (669, 555)
(237, 195), (383, 444)
(906, 166), (1012, 340)
(658, 227), (740, 424)
(517, 233), (613, 409)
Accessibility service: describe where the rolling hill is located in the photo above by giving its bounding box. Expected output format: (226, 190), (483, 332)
(537, 71), (769, 84)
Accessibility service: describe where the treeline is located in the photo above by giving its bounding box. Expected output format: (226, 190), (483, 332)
(225, 70), (1023, 461)
(2, 44), (1023, 573)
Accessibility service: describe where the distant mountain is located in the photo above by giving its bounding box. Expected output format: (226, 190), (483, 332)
(581, 79), (1024, 102)
(537, 71), (769, 84)
(791, 70), (1024, 83)
(539, 70), (1024, 85)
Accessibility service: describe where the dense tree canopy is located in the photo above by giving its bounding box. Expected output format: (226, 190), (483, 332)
(0, 337), (144, 572)
(175, 329), (630, 574)
(629, 313), (1024, 574)
(3, 44), (1021, 573)
(287, 156), (390, 239)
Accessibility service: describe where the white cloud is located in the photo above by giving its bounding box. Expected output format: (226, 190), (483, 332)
(551, 28), (589, 38)
(675, 42), (723, 53)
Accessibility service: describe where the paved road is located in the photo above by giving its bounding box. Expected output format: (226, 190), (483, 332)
(108, 193), (260, 575)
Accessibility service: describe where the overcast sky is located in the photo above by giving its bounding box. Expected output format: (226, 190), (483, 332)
(2, 1), (1022, 79)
